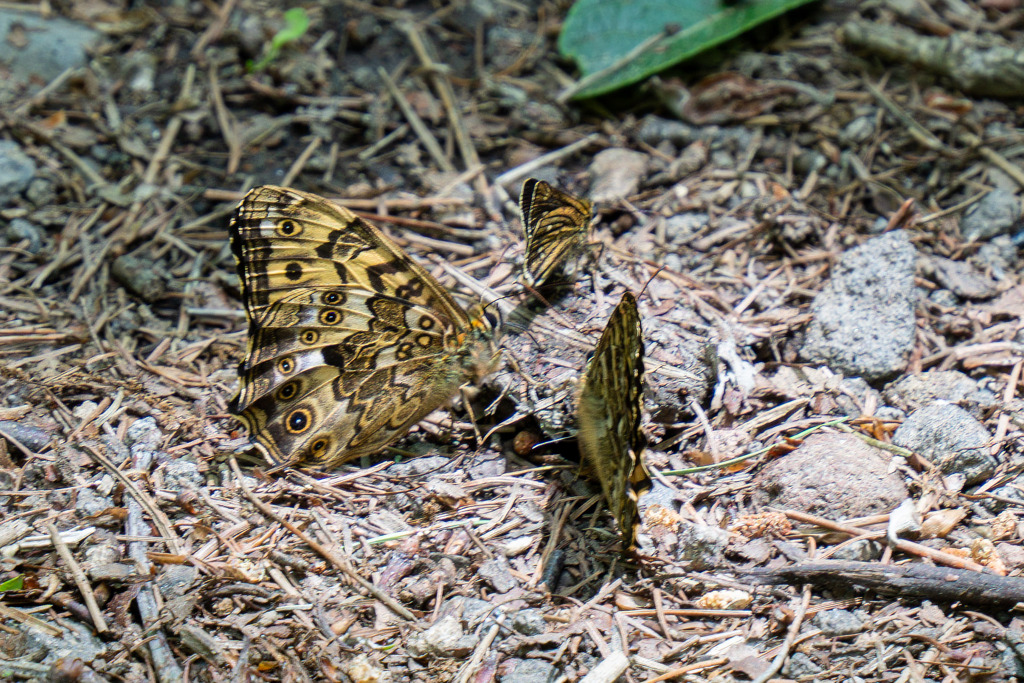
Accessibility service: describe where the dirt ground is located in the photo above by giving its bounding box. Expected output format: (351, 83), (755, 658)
(3, 0), (1024, 681)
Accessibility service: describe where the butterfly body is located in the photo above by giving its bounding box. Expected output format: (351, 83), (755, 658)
(576, 292), (651, 549)
(230, 186), (498, 468)
(520, 178), (592, 289)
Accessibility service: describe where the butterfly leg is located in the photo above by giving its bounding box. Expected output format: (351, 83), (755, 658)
(459, 384), (487, 450)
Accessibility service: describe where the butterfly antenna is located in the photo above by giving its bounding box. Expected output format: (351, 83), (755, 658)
(638, 264), (666, 300)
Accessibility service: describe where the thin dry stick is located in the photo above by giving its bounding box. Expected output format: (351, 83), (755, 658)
(83, 445), (182, 555)
(455, 621), (501, 683)
(12, 66), (77, 116)
(579, 650), (629, 683)
(228, 458), (419, 622)
(45, 521), (108, 633)
(652, 589), (674, 642)
(531, 501), (571, 588)
(191, 0), (239, 58)
(960, 131), (1024, 189)
(782, 509), (990, 573)
(144, 64), (195, 186)
(208, 66), (242, 174)
(281, 136), (322, 187)
(494, 133), (601, 187)
(378, 66), (455, 173)
(643, 657), (730, 682)
(918, 189), (988, 223)
(992, 359), (1023, 455)
(750, 585), (812, 683)
(864, 80), (945, 151)
(402, 22), (488, 198)
(0, 604), (63, 637)
(68, 237), (115, 303)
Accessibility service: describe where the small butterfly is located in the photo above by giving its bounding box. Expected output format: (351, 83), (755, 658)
(229, 186), (499, 468)
(576, 291), (651, 549)
(520, 178), (592, 289)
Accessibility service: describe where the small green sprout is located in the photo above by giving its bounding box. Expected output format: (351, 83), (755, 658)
(248, 7), (310, 72)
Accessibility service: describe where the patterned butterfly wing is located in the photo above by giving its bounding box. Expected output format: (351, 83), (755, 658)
(229, 186), (498, 468)
(520, 178), (591, 289)
(576, 292), (652, 549)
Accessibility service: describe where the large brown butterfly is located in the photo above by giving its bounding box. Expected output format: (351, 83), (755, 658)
(576, 292), (651, 549)
(229, 186), (499, 468)
(520, 178), (592, 289)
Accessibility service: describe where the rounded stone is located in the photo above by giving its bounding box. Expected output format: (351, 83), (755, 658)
(751, 432), (907, 518)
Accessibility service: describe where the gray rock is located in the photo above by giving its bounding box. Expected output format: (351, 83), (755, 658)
(751, 433), (908, 518)
(782, 651), (823, 677)
(677, 522), (730, 569)
(126, 416), (163, 450)
(1000, 646), (1024, 678)
(663, 212), (707, 244)
(0, 420), (52, 451)
(644, 321), (715, 421)
(800, 231), (917, 381)
(5, 217), (43, 253)
(406, 614), (479, 659)
(25, 176), (56, 207)
(835, 377), (883, 418)
(156, 565), (198, 599)
(511, 609), (547, 636)
(588, 147), (648, 203)
(75, 487), (114, 517)
(477, 557), (517, 593)
(162, 458), (203, 492)
(468, 451), (506, 479)
(892, 402), (996, 485)
(928, 257), (998, 300)
(883, 371), (996, 416)
(0, 10), (99, 98)
(637, 115), (695, 147)
(256, 610), (279, 627)
(869, 216), (889, 234)
(929, 289), (960, 307)
(112, 254), (166, 302)
(640, 480), (678, 511)
(23, 620), (108, 667)
(83, 542), (120, 566)
(996, 542), (1024, 571)
(840, 116), (875, 145)
(813, 608), (863, 635)
(500, 658), (560, 683)
(486, 27), (534, 71)
(710, 148), (735, 170)
(961, 189), (1020, 241)
(444, 596), (495, 631)
(87, 563), (134, 582)
(976, 236), (1016, 279)
(829, 538), (882, 562)
(0, 140), (36, 204)
(388, 455), (451, 477)
(989, 479), (1024, 512)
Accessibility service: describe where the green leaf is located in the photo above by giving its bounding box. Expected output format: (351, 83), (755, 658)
(248, 7), (311, 72)
(0, 576), (23, 592)
(558, 0), (819, 99)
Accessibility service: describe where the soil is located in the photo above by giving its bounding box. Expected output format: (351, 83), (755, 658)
(2, 0), (1024, 682)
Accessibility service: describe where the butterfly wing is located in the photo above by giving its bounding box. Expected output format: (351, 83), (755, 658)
(229, 186), (497, 468)
(520, 178), (591, 289)
(576, 292), (652, 549)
